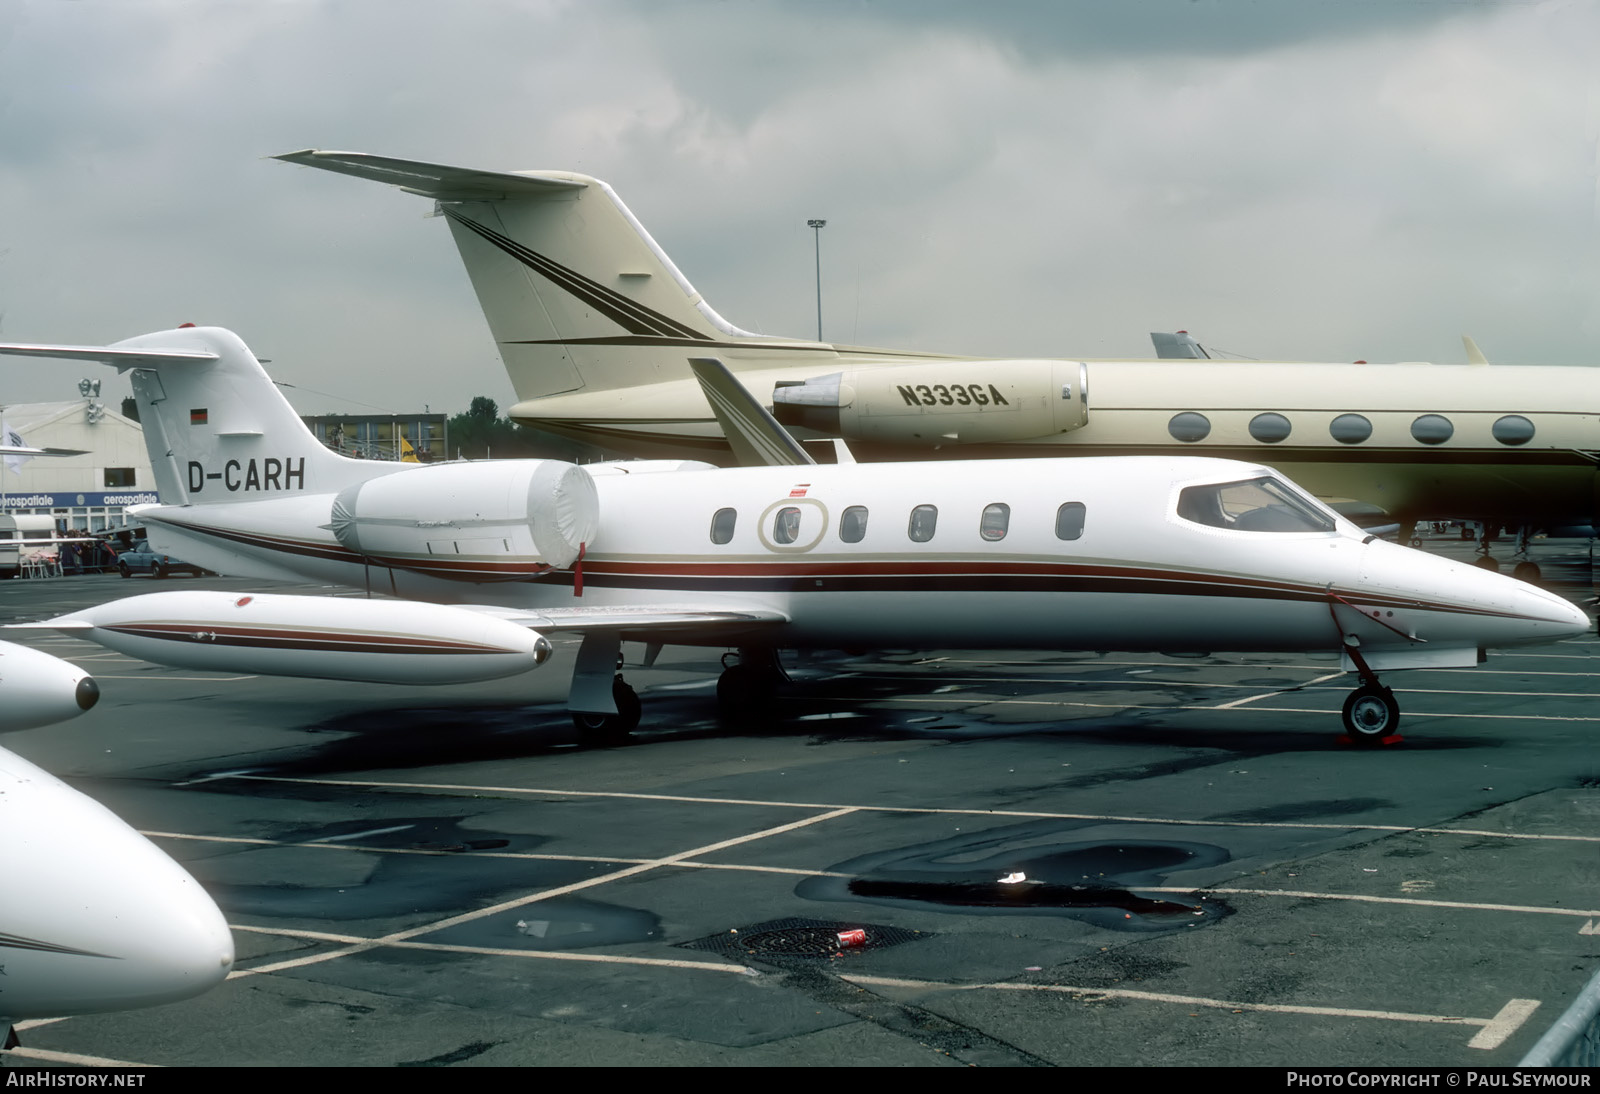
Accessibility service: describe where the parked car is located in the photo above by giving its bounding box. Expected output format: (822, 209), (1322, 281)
(117, 541), (207, 579)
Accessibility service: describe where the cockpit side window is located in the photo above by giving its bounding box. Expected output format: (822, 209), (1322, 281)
(1176, 477), (1335, 534)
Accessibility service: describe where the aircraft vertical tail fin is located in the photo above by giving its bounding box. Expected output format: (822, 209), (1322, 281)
(274, 150), (805, 404)
(0, 327), (387, 504)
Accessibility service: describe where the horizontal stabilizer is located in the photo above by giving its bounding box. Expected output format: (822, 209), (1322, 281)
(0, 342), (217, 369)
(0, 445), (88, 457)
(273, 150), (585, 200)
(689, 357), (816, 467)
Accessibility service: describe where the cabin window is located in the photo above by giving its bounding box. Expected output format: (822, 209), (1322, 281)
(103, 468), (136, 488)
(1411, 414), (1453, 445)
(980, 503), (1010, 541)
(1248, 413), (1291, 443)
(710, 507), (737, 544)
(1055, 502), (1086, 540)
(773, 507), (802, 545)
(908, 504), (938, 542)
(1167, 412), (1211, 442)
(1329, 413), (1372, 444)
(1492, 415), (1535, 446)
(1177, 477), (1335, 534)
(839, 505), (869, 543)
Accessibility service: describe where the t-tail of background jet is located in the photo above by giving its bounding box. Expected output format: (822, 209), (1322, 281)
(0, 326), (399, 505)
(273, 151), (942, 418)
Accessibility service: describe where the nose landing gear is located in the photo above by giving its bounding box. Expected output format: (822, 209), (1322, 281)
(1342, 682), (1400, 744)
(1327, 590), (1406, 747)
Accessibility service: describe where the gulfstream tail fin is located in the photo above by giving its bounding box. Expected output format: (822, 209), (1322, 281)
(274, 149), (832, 407)
(0, 326), (392, 504)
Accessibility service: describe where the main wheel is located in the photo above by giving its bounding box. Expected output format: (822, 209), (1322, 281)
(1342, 684), (1400, 744)
(717, 662), (781, 721)
(1473, 555), (1500, 572)
(572, 678), (641, 746)
(1512, 561), (1542, 583)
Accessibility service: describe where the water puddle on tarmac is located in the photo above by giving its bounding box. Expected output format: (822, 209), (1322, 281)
(797, 821), (1233, 932)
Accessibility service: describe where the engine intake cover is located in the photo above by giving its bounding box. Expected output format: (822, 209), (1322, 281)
(330, 460), (599, 582)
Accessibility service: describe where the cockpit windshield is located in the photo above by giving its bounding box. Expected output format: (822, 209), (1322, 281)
(1176, 476), (1337, 534)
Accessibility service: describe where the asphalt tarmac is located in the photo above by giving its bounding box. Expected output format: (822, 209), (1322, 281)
(2, 531), (1598, 1068)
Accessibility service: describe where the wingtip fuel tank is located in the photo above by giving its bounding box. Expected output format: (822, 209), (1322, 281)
(14, 591), (554, 685)
(0, 745), (234, 1027)
(0, 640), (100, 733)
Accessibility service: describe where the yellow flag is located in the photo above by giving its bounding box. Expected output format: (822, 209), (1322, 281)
(400, 435), (419, 463)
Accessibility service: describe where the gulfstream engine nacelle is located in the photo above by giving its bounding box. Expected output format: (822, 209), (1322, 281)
(329, 459), (600, 582)
(771, 360), (1088, 445)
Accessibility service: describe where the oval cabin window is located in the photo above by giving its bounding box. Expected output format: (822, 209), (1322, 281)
(1410, 414), (1454, 445)
(1329, 413), (1372, 444)
(710, 508), (737, 544)
(1168, 412), (1211, 443)
(908, 504), (938, 543)
(1492, 415), (1535, 446)
(1248, 413), (1291, 443)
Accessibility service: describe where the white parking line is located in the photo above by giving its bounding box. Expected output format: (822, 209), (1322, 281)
(0, 1045), (160, 1068)
(211, 776), (1600, 843)
(1151, 886), (1600, 919)
(143, 828), (1599, 919)
(840, 975), (1538, 1051)
(1213, 672), (1345, 709)
(230, 924), (757, 975)
(231, 806), (857, 979)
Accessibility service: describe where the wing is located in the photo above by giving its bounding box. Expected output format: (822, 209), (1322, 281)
(687, 357), (816, 467)
(460, 601), (788, 642)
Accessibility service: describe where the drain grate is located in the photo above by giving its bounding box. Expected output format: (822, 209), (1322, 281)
(677, 917), (930, 959)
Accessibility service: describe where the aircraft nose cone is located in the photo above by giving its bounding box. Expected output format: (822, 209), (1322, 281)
(76, 676), (100, 711)
(1519, 585), (1590, 638)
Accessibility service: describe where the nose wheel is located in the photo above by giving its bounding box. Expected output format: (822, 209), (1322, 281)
(1341, 683), (1400, 745)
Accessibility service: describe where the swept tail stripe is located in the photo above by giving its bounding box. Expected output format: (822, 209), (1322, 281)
(446, 211), (709, 341)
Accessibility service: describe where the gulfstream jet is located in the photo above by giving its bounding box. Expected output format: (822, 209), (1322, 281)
(0, 326), (1587, 747)
(275, 150), (1600, 572)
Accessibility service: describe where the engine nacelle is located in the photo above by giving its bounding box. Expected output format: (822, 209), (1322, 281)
(330, 460), (599, 582)
(772, 360), (1088, 446)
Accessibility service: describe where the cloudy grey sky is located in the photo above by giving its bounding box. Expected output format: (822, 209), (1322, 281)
(1, 0), (1597, 416)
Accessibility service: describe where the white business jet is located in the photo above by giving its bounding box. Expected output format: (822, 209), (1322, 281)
(274, 150), (1600, 571)
(0, 645), (233, 1051)
(0, 326), (1587, 748)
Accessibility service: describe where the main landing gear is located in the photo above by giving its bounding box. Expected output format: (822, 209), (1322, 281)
(716, 647), (787, 723)
(568, 632), (641, 746)
(1466, 523), (1542, 583)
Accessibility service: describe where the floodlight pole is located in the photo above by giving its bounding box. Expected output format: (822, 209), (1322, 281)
(807, 219), (826, 341)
